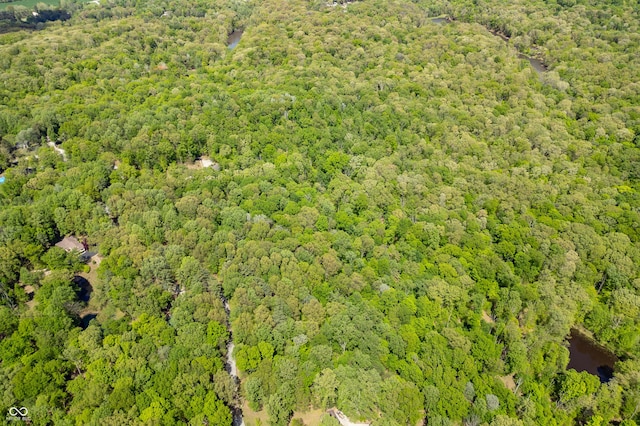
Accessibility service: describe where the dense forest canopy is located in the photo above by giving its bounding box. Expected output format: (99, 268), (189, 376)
(0, 0), (639, 424)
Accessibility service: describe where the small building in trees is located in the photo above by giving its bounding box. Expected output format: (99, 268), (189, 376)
(188, 156), (220, 170)
(55, 236), (86, 254)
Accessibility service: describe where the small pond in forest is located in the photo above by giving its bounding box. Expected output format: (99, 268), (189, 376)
(227, 30), (243, 50)
(73, 275), (93, 302)
(567, 329), (617, 383)
(430, 17), (448, 24)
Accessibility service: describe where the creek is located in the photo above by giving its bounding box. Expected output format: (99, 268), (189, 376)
(567, 329), (617, 383)
(430, 17), (447, 24)
(431, 17), (547, 77)
(223, 298), (245, 426)
(518, 53), (546, 77)
(227, 30), (243, 50)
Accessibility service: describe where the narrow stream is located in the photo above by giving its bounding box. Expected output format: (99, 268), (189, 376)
(430, 17), (548, 78)
(227, 30), (243, 50)
(517, 53), (546, 76)
(223, 298), (245, 426)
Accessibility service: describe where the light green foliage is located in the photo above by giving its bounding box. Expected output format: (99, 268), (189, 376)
(313, 368), (338, 409)
(558, 370), (600, 405)
(236, 344), (262, 372)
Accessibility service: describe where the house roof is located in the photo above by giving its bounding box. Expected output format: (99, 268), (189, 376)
(55, 236), (85, 252)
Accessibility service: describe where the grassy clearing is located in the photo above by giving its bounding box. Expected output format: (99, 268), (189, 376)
(241, 401), (269, 426)
(292, 408), (326, 425)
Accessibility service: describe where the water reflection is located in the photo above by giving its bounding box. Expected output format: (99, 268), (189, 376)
(567, 329), (617, 383)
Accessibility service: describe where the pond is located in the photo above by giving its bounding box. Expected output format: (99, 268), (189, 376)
(567, 329), (617, 383)
(227, 30), (243, 50)
(73, 275), (93, 302)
